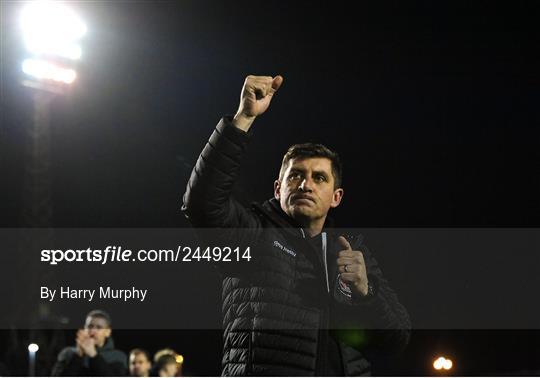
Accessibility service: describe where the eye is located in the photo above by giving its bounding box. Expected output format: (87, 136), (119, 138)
(315, 174), (327, 182)
(288, 171), (301, 180)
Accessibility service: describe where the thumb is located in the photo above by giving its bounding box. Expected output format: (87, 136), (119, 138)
(338, 236), (352, 251)
(271, 75), (284, 92)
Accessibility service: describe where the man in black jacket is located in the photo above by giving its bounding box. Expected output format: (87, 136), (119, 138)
(182, 75), (411, 376)
(51, 309), (127, 376)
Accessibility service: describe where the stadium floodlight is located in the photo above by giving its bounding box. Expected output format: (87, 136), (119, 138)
(19, 0), (86, 91)
(20, 0), (86, 60)
(22, 58), (77, 84)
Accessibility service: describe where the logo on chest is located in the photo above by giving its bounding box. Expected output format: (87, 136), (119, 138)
(272, 240), (297, 257)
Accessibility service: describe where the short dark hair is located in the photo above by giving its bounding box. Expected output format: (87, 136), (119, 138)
(155, 354), (177, 369)
(86, 309), (112, 327)
(279, 143), (343, 188)
(130, 348), (151, 362)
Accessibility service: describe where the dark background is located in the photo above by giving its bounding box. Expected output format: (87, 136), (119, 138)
(1, 0), (539, 375)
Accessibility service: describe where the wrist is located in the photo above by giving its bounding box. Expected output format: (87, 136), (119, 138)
(86, 348), (97, 358)
(355, 281), (375, 299)
(350, 282), (377, 306)
(232, 112), (256, 132)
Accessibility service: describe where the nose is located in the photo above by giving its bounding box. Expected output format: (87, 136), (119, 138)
(298, 178), (312, 192)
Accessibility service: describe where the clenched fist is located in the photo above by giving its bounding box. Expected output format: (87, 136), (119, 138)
(336, 236), (370, 297)
(233, 75), (284, 131)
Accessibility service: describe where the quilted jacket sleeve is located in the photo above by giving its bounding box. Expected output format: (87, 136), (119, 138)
(51, 347), (83, 376)
(182, 116), (262, 240)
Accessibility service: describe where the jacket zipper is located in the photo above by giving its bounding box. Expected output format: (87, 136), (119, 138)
(321, 232), (329, 293)
(320, 232), (330, 375)
(300, 229), (330, 294)
(302, 228), (331, 376)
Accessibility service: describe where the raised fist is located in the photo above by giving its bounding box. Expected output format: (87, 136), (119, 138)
(233, 75), (283, 131)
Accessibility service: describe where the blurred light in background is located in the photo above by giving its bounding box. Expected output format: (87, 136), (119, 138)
(433, 356), (453, 371)
(443, 358), (453, 370)
(175, 354), (184, 364)
(19, 0), (86, 91)
(20, 0), (86, 58)
(28, 343), (39, 376)
(22, 59), (76, 84)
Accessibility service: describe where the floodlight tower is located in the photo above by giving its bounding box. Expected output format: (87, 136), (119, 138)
(18, 0), (86, 226)
(14, 4), (86, 372)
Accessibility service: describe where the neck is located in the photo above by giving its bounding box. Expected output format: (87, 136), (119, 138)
(301, 218), (325, 237)
(273, 199), (327, 237)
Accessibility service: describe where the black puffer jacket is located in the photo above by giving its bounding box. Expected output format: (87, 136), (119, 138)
(182, 117), (411, 376)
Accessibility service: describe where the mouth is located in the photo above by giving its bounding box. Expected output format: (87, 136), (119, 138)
(291, 195), (315, 204)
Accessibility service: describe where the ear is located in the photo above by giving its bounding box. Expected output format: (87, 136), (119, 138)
(330, 188), (344, 208)
(274, 180), (281, 200)
(104, 328), (112, 338)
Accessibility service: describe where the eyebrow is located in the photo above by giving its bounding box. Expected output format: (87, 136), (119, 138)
(289, 168), (330, 177)
(312, 170), (329, 177)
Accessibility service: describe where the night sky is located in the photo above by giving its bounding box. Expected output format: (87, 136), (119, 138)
(1, 1), (540, 376)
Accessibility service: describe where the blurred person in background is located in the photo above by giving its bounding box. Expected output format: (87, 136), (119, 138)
(151, 349), (182, 377)
(51, 309), (127, 376)
(129, 348), (152, 377)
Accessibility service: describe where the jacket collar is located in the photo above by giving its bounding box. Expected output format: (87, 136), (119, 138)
(97, 336), (114, 352)
(253, 198), (335, 238)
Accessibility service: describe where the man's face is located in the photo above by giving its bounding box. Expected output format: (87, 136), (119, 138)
(84, 316), (111, 348)
(129, 352), (152, 377)
(159, 363), (179, 377)
(274, 157), (343, 224)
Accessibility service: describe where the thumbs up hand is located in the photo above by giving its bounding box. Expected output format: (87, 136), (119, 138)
(336, 236), (370, 297)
